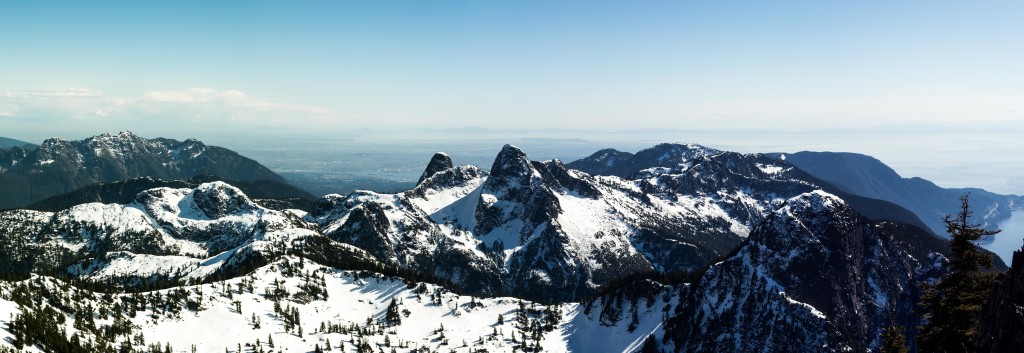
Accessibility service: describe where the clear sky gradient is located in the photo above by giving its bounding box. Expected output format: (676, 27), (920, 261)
(1, 1), (1022, 193)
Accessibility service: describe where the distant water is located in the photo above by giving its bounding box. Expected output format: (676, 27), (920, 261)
(982, 210), (1024, 265)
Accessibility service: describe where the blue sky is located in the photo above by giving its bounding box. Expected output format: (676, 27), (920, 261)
(1, 1), (1023, 192)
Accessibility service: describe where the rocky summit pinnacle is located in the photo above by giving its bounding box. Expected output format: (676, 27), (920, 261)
(417, 152), (454, 185)
(487, 144), (534, 180)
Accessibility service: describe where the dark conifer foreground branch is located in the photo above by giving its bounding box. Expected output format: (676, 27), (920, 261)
(917, 194), (999, 353)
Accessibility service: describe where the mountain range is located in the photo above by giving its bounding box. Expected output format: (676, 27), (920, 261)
(0, 131), (286, 210)
(569, 144), (1023, 237)
(0, 134), (1018, 352)
(771, 151), (1023, 235)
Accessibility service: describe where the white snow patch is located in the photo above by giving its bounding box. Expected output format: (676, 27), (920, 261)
(756, 163), (786, 175)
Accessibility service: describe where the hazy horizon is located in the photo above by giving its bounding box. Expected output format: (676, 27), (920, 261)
(4, 127), (1022, 196)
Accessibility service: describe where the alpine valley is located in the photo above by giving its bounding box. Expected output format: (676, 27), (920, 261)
(0, 133), (1021, 353)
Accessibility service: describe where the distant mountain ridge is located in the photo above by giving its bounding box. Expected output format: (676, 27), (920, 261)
(0, 131), (287, 210)
(25, 175), (315, 212)
(566, 143), (718, 178)
(769, 151), (1023, 235)
(0, 136), (36, 149)
(568, 144), (1022, 237)
(568, 143), (936, 234)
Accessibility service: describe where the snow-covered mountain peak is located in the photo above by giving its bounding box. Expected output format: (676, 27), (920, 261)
(781, 190), (846, 216)
(83, 131), (155, 160)
(635, 143), (719, 165)
(179, 137), (207, 148)
(89, 130), (142, 141)
(475, 145), (555, 239)
(38, 137), (70, 148)
(760, 191), (857, 252)
(567, 142), (721, 179)
(192, 181), (259, 219)
(35, 137), (75, 155)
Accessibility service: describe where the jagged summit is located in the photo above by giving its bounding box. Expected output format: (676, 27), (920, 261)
(88, 130), (142, 141)
(417, 152), (454, 185)
(487, 144), (536, 180)
(474, 144), (555, 241)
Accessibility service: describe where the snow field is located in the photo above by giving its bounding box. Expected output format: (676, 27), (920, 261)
(0, 256), (674, 353)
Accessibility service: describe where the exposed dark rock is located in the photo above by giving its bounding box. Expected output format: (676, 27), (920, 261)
(418, 152), (454, 186)
(664, 191), (940, 352)
(474, 144), (561, 239)
(976, 245), (1024, 353)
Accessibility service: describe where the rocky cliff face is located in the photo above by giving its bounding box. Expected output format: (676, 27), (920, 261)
(976, 246), (1024, 353)
(417, 152), (454, 185)
(0, 146), (31, 174)
(662, 191), (940, 352)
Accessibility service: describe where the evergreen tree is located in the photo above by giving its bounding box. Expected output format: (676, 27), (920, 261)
(879, 325), (908, 353)
(918, 194), (999, 353)
(385, 298), (402, 326)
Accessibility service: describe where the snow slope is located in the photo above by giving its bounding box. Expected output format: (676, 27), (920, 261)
(0, 257), (676, 353)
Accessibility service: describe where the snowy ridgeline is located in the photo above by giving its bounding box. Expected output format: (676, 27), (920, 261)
(0, 257), (677, 353)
